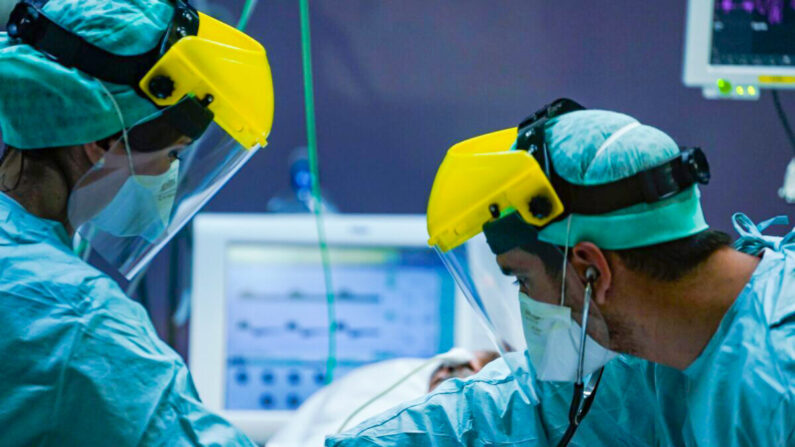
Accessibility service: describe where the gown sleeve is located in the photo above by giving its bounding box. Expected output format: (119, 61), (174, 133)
(326, 355), (657, 447)
(43, 277), (256, 446)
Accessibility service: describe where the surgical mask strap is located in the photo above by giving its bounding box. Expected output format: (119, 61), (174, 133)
(559, 215), (573, 306)
(96, 81), (135, 176)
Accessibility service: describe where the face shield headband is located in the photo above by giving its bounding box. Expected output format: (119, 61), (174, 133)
(514, 98), (711, 226)
(426, 98), (711, 255)
(7, 0), (273, 149)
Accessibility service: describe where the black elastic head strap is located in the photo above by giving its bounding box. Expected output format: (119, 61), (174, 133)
(513, 98), (710, 219)
(5, 0), (211, 150)
(160, 1), (200, 54)
(555, 147), (710, 215)
(6, 0), (198, 89)
(482, 100), (711, 256)
(515, 98), (586, 176)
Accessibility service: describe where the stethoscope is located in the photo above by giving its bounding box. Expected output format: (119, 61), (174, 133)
(556, 267), (605, 447)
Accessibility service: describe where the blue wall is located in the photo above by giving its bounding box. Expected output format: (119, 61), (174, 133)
(210, 0), (793, 221)
(141, 0), (794, 354)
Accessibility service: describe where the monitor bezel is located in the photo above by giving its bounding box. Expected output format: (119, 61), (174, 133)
(189, 213), (489, 442)
(683, 0), (795, 89)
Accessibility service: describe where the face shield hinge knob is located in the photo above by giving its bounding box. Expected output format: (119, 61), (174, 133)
(488, 203), (500, 219)
(149, 75), (175, 99)
(529, 196), (552, 219)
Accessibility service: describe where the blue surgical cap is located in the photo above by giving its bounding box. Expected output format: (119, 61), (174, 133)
(537, 110), (708, 249)
(0, 0), (173, 149)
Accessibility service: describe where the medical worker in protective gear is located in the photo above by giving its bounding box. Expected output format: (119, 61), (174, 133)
(327, 99), (794, 447)
(0, 0), (272, 444)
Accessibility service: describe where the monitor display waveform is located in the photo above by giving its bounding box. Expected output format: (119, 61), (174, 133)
(222, 244), (456, 411)
(717, 0), (795, 25)
(711, 0), (795, 66)
(235, 319), (380, 340)
(238, 288), (379, 303)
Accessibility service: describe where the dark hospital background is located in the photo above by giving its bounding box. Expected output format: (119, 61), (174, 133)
(1, 0), (793, 358)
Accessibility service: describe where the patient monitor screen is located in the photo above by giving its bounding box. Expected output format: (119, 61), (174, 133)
(223, 244), (455, 410)
(711, 0), (795, 66)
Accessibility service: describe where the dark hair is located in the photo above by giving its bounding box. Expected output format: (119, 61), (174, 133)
(0, 144), (78, 192)
(611, 230), (732, 281)
(520, 241), (567, 279)
(1, 130), (121, 159)
(0, 131), (121, 192)
(526, 229), (732, 282)
(0, 145), (26, 191)
(1, 145), (65, 192)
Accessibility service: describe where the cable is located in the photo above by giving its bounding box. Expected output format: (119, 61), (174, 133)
(772, 91), (795, 155)
(336, 349), (475, 434)
(336, 357), (438, 434)
(236, 0), (258, 31)
(299, 0), (337, 384)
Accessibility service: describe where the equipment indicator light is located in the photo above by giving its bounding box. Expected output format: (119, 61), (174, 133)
(735, 86), (745, 95)
(717, 79), (732, 94)
(748, 86), (757, 95)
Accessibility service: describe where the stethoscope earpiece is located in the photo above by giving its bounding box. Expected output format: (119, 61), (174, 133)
(585, 266), (599, 283)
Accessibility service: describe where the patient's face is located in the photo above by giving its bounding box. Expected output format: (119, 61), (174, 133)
(428, 350), (500, 391)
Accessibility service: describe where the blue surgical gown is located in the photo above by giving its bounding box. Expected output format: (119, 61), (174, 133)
(0, 193), (255, 446)
(327, 221), (795, 447)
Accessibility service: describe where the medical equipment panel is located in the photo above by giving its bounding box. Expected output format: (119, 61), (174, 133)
(222, 243), (455, 410)
(189, 214), (489, 442)
(683, 0), (795, 99)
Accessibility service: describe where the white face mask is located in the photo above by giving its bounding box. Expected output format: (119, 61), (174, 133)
(519, 292), (617, 382)
(90, 160), (180, 243)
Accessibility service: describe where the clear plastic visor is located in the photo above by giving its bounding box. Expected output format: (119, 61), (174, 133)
(68, 111), (259, 279)
(434, 233), (613, 400)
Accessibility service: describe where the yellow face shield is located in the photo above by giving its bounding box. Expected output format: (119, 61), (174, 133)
(7, 0), (275, 278)
(426, 127), (564, 253)
(8, 0), (274, 149)
(139, 12), (274, 149)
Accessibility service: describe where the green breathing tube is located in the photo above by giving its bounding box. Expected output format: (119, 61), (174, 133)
(299, 0), (337, 384)
(236, 0), (257, 31)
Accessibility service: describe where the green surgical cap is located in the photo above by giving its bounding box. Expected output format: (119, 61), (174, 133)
(537, 110), (708, 249)
(0, 0), (173, 149)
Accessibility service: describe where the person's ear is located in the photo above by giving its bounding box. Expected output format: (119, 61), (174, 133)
(81, 141), (108, 166)
(569, 242), (612, 306)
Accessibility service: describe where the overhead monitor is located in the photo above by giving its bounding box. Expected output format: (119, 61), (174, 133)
(683, 0), (795, 99)
(189, 214), (491, 443)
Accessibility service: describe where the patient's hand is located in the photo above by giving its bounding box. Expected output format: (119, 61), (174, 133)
(428, 350), (500, 391)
